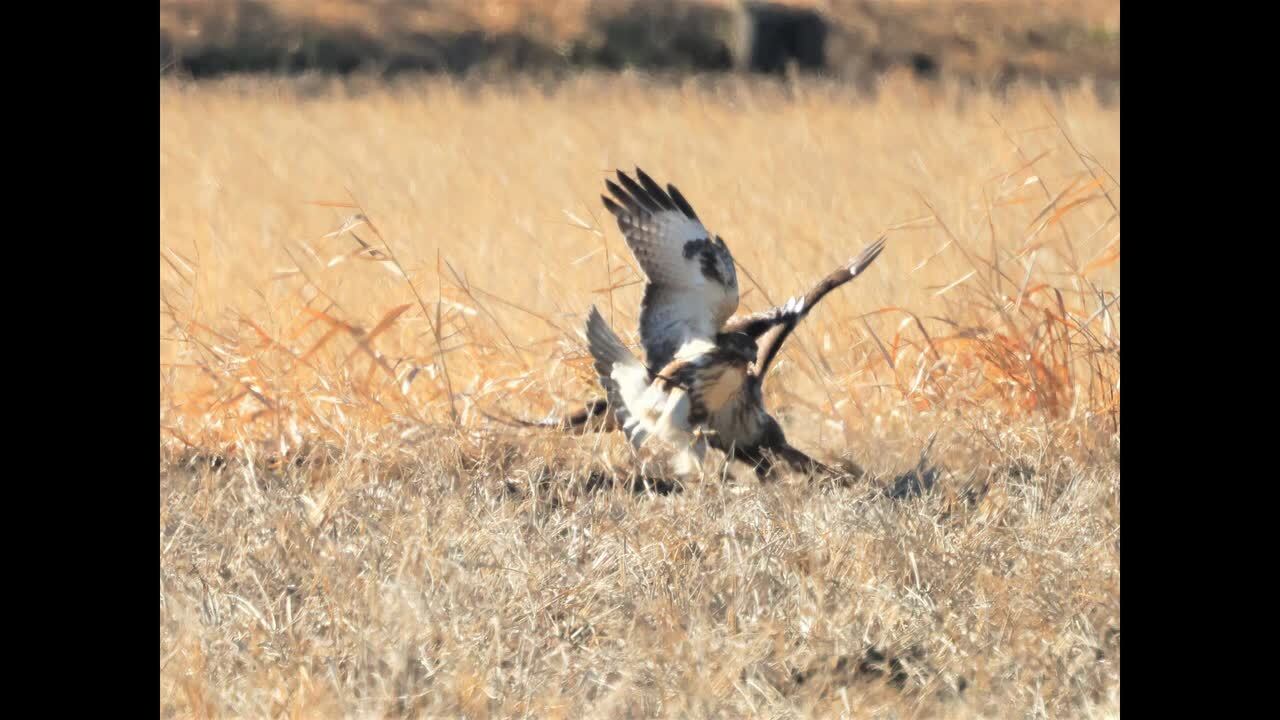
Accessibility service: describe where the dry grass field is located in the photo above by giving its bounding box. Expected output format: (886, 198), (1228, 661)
(160, 73), (1119, 718)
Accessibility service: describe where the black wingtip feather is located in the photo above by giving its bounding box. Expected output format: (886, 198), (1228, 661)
(605, 168), (701, 221)
(604, 178), (636, 210)
(615, 171), (661, 213)
(601, 194), (624, 218)
(667, 184), (699, 220)
(634, 168), (676, 212)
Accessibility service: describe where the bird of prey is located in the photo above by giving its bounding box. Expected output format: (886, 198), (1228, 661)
(582, 304), (758, 476)
(503, 168), (886, 478)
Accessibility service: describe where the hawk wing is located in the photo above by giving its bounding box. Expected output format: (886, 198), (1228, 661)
(725, 235), (886, 378)
(602, 168), (739, 371)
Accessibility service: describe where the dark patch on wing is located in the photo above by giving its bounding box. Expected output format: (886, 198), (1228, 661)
(682, 237), (726, 285)
(681, 238), (710, 260)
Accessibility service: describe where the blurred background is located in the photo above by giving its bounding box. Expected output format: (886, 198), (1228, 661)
(161, 0), (1119, 100)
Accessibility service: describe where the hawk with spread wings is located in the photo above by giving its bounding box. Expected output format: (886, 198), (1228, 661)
(507, 168), (885, 478)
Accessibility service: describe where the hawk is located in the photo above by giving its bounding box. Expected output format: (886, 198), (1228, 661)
(504, 168), (886, 478)
(582, 304), (759, 476)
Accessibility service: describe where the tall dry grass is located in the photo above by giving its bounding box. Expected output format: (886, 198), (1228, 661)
(160, 73), (1118, 718)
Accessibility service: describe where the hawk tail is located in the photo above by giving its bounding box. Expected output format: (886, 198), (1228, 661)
(584, 306), (651, 446)
(585, 306), (640, 378)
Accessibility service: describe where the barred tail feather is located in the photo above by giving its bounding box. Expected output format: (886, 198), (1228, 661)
(584, 306), (653, 447)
